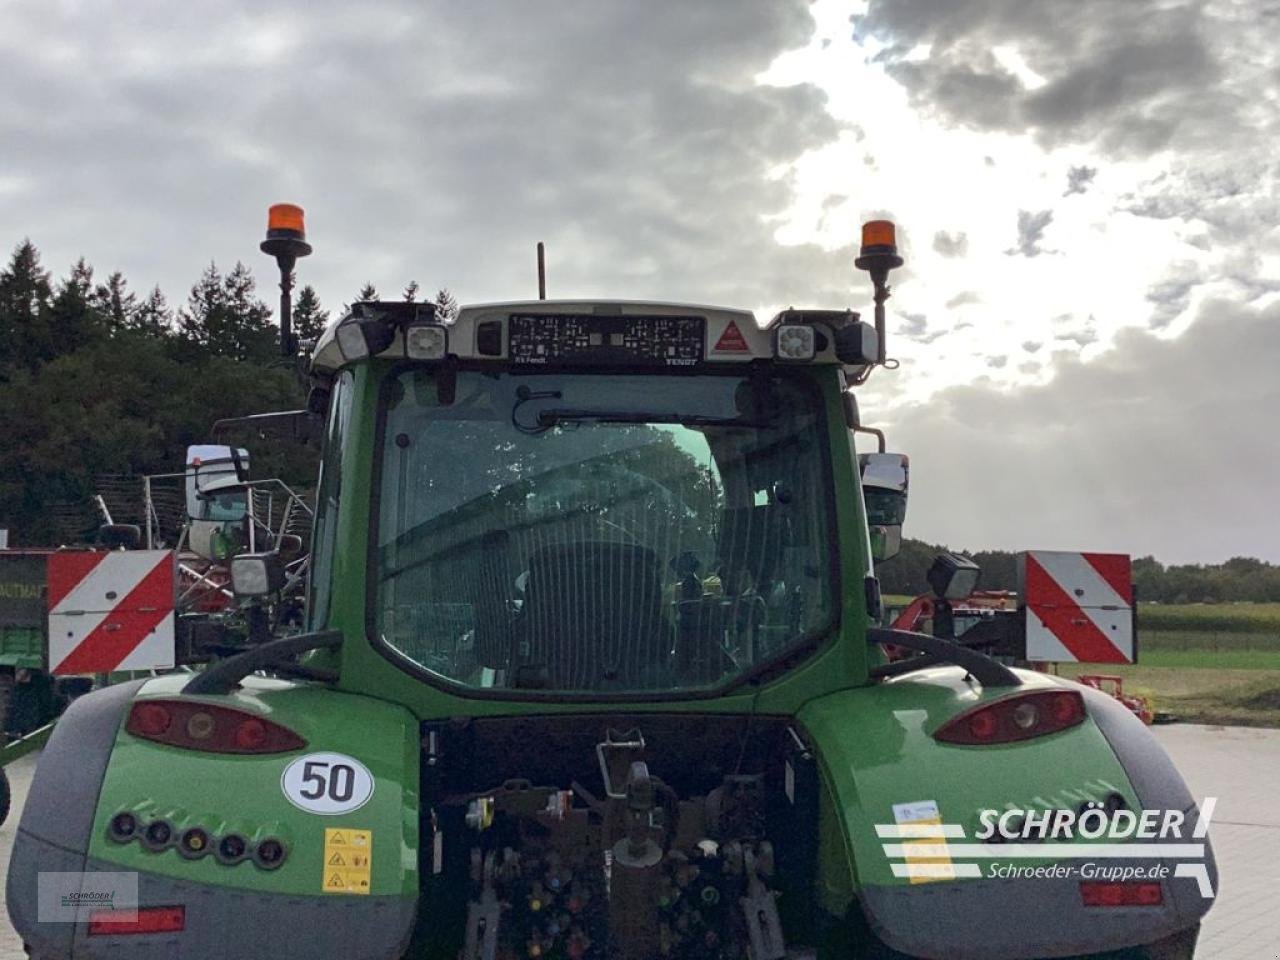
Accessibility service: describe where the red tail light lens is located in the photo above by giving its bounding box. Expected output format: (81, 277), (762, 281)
(88, 905), (185, 935)
(934, 691), (1085, 745)
(131, 702), (172, 736)
(1080, 881), (1163, 907)
(126, 700), (305, 754)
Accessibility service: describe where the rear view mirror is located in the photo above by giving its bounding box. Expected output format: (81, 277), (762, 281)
(869, 524), (903, 563)
(859, 452), (909, 561)
(859, 452), (909, 521)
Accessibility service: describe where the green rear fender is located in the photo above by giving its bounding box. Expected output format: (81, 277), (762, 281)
(86, 674), (421, 900)
(800, 667), (1139, 899)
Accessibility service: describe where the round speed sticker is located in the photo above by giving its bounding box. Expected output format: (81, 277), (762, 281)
(281, 752), (375, 815)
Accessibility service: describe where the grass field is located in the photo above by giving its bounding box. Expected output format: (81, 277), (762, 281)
(1138, 601), (1280, 635)
(881, 596), (1280, 726)
(1080, 605), (1280, 726)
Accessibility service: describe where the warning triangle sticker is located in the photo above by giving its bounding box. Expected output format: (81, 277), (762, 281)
(327, 873), (345, 888)
(329, 852), (346, 866)
(330, 832), (345, 844)
(713, 321), (750, 353)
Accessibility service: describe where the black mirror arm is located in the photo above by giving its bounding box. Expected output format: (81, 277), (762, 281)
(182, 629), (343, 695)
(867, 626), (1021, 687)
(229, 446), (248, 483)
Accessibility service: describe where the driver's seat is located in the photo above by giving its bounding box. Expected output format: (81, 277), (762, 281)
(519, 541), (670, 689)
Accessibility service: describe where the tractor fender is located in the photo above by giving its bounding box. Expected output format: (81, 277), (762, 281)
(7, 676), (420, 960)
(6, 679), (147, 958)
(801, 668), (1214, 960)
(1074, 681), (1219, 921)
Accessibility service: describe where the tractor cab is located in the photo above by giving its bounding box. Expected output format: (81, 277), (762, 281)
(303, 298), (886, 697)
(185, 444), (252, 560)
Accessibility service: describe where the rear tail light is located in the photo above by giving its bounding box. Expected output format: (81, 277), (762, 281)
(933, 690), (1086, 745)
(88, 905), (185, 936)
(107, 811), (139, 843)
(178, 827), (211, 859)
(253, 838), (288, 870)
(141, 819), (174, 852)
(216, 833), (250, 865)
(125, 700), (306, 754)
(1080, 881), (1163, 907)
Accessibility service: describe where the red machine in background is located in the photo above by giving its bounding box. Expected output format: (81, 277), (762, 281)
(886, 550), (1153, 723)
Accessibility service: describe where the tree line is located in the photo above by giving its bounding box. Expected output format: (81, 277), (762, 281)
(0, 238), (456, 545)
(877, 537), (1280, 604)
(3, 236), (1275, 600)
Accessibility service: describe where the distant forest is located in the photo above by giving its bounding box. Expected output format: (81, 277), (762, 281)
(0, 238), (452, 545)
(2, 239), (1276, 602)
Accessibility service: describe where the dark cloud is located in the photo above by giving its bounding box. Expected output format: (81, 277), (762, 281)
(1057, 328), (1097, 348)
(855, 1), (1260, 156)
(1007, 209), (1054, 257)
(1021, 340), (1042, 353)
(884, 50), (1022, 131)
(0, 0), (844, 315)
(898, 312), (928, 337)
(1064, 165), (1097, 195)
(932, 230), (969, 257)
(883, 299), (1280, 562)
(945, 290), (981, 308)
(986, 354), (1007, 369)
(1145, 272), (1199, 329)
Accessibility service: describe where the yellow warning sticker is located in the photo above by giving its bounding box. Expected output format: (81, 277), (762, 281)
(892, 800), (954, 885)
(322, 828), (372, 895)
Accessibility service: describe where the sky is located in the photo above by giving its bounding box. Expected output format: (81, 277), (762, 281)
(2, 0), (1278, 563)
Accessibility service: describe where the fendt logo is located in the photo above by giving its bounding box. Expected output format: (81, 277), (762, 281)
(877, 798), (1216, 898)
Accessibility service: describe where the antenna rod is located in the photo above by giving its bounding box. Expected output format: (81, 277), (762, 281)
(537, 241), (546, 300)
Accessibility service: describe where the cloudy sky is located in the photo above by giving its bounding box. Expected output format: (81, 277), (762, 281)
(3, 0), (1278, 562)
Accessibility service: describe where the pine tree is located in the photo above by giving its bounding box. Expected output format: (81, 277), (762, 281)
(434, 287), (459, 322)
(179, 262), (275, 362)
(179, 262), (224, 349)
(48, 257), (109, 353)
(403, 280), (420, 303)
(293, 285), (329, 342)
(222, 261), (276, 363)
(357, 283), (378, 301)
(133, 286), (172, 337)
(91, 271), (138, 332)
(0, 240), (54, 374)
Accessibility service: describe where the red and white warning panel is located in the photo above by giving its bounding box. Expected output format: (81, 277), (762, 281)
(47, 551), (176, 675)
(1020, 551), (1134, 664)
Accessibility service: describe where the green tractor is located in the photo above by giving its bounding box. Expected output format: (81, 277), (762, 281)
(6, 212), (1214, 959)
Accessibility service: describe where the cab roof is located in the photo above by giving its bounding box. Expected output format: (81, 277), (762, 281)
(310, 298), (864, 376)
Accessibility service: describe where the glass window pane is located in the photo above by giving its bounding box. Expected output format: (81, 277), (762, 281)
(375, 370), (835, 693)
